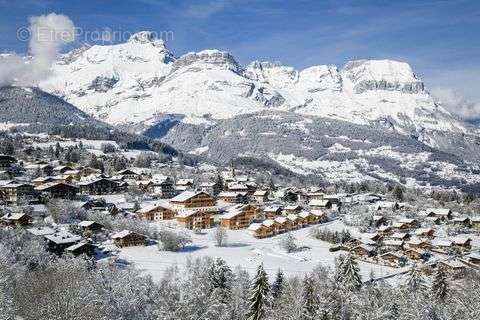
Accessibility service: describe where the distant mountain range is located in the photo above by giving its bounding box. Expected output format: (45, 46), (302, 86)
(1, 31), (479, 189)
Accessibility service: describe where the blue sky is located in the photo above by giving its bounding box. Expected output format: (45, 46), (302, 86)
(1, 0), (479, 104)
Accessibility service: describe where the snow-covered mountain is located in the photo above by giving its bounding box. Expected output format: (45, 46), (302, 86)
(40, 32), (472, 142)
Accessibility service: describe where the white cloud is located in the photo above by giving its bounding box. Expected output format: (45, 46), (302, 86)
(431, 87), (480, 121)
(0, 13), (75, 87)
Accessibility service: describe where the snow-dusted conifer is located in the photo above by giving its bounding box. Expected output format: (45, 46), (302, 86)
(431, 265), (448, 301)
(246, 263), (270, 320)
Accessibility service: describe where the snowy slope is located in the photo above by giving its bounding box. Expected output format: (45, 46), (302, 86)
(39, 31), (476, 148)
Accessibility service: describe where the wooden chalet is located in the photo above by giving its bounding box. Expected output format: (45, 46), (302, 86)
(35, 182), (78, 199)
(262, 219), (282, 234)
(0, 182), (35, 203)
(274, 216), (293, 232)
(373, 215), (387, 227)
(450, 237), (472, 250)
(176, 209), (213, 229)
(152, 176), (176, 198)
(351, 245), (375, 257)
(170, 191), (216, 212)
(414, 228), (435, 238)
(137, 202), (174, 221)
(407, 239), (432, 250)
(298, 211), (318, 225)
(424, 208), (452, 221)
(221, 204), (259, 230)
(32, 176), (55, 186)
(117, 169), (142, 180)
(200, 181), (222, 196)
(248, 223), (272, 238)
(1, 213), (32, 227)
(283, 205), (303, 215)
(78, 220), (104, 233)
(380, 252), (403, 264)
(310, 210), (327, 223)
(404, 248), (427, 261)
(253, 190), (269, 203)
(217, 191), (248, 204)
(112, 230), (146, 247)
(45, 232), (82, 254)
(471, 216), (480, 229)
(465, 253), (480, 265)
(78, 178), (119, 195)
(437, 260), (466, 274)
(378, 225), (394, 236)
(263, 206), (282, 218)
(286, 214), (304, 229)
(452, 217), (471, 228)
(308, 199), (332, 209)
(175, 179), (194, 191)
(66, 242), (96, 256)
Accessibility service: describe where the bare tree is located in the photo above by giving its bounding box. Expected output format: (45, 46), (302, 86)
(213, 224), (228, 247)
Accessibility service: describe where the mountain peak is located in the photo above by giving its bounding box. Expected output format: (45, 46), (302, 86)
(128, 31), (166, 48)
(342, 59), (424, 93)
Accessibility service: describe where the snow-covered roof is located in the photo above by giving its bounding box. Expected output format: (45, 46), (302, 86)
(426, 208), (451, 216)
(248, 223), (264, 231)
(308, 199), (330, 207)
(253, 190), (268, 196)
(45, 232), (82, 244)
(27, 226), (55, 236)
(78, 220), (99, 227)
(112, 230), (144, 239)
(170, 191), (204, 202)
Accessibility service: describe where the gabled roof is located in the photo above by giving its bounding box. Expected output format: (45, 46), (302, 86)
(1, 213), (29, 221)
(253, 190), (268, 196)
(137, 201), (172, 214)
(27, 226), (55, 236)
(170, 191), (209, 202)
(308, 199), (331, 207)
(78, 220), (102, 228)
(112, 230), (145, 239)
(426, 208), (451, 216)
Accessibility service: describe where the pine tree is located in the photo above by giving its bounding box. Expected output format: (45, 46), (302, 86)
(431, 265), (448, 301)
(271, 269), (285, 301)
(338, 254), (362, 291)
(246, 263), (270, 320)
(406, 264), (426, 293)
(208, 258), (233, 302)
(302, 274), (319, 320)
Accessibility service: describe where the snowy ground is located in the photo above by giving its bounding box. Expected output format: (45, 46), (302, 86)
(116, 220), (402, 282)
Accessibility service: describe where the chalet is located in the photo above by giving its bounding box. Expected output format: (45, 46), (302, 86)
(221, 204), (259, 230)
(414, 228), (435, 238)
(35, 182), (78, 199)
(407, 239), (432, 250)
(45, 231), (82, 254)
(398, 218), (419, 228)
(248, 223), (272, 238)
(170, 191), (216, 212)
(263, 206), (282, 218)
(310, 210), (327, 223)
(425, 208), (452, 221)
(137, 201), (174, 221)
(176, 210), (213, 229)
(217, 191), (248, 204)
(362, 233), (383, 244)
(378, 225), (394, 236)
(283, 205), (303, 215)
(137, 180), (154, 192)
(432, 239), (453, 250)
(1, 213), (32, 227)
(27, 226), (56, 237)
(437, 260), (466, 274)
(452, 217), (471, 228)
(66, 242), (96, 256)
(24, 163), (53, 176)
(305, 189), (324, 202)
(323, 194), (341, 206)
(175, 179), (194, 191)
(471, 216), (480, 229)
(450, 236), (472, 250)
(53, 165), (74, 174)
(0, 155), (17, 170)
(424, 216), (442, 225)
(308, 199), (332, 209)
(152, 176), (176, 198)
(274, 216), (293, 232)
(78, 178), (119, 195)
(351, 245), (375, 257)
(0, 182), (35, 203)
(262, 219), (282, 234)
(382, 240), (404, 251)
(298, 211), (318, 225)
(227, 182), (249, 193)
(286, 214), (302, 229)
(112, 230), (146, 247)
(389, 232), (411, 241)
(380, 252), (403, 264)
(78, 220), (104, 233)
(32, 176), (55, 186)
(465, 253), (480, 265)
(200, 181), (222, 196)
(253, 190), (269, 204)
(117, 169), (142, 181)
(404, 248), (427, 261)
